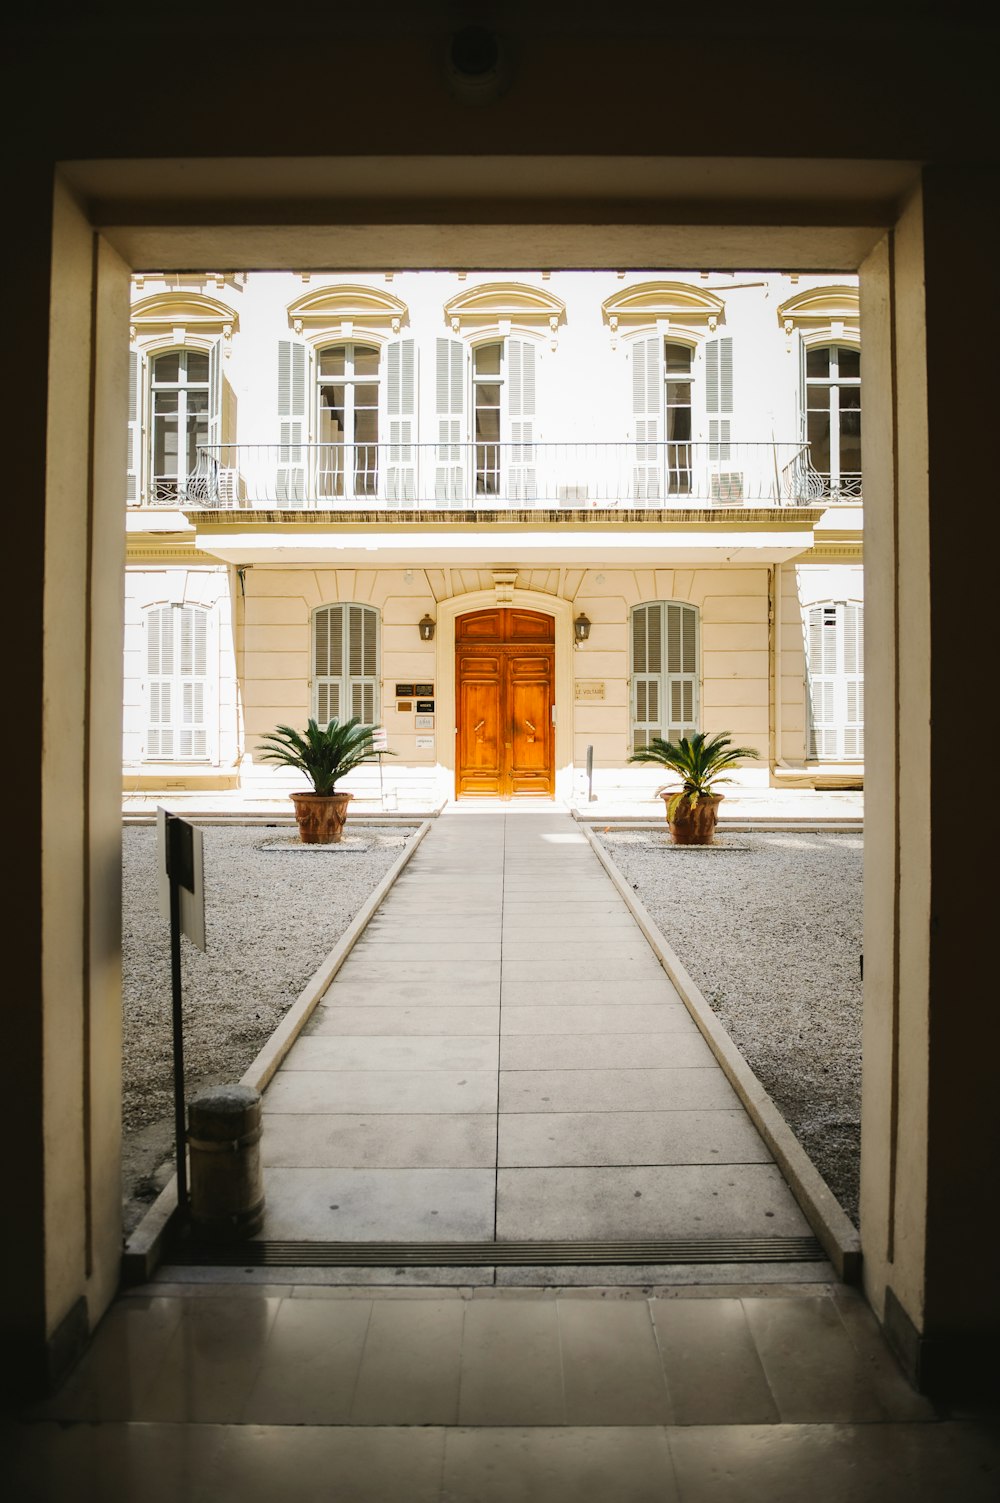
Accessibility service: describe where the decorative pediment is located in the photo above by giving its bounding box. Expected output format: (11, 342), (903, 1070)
(443, 282), (566, 346)
(130, 291), (239, 347)
(776, 285), (860, 336)
(286, 284), (409, 338)
(602, 281), (726, 339)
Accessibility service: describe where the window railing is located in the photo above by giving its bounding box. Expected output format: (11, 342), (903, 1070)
(134, 442), (860, 509)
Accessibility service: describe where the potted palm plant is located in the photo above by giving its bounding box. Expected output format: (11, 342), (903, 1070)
(257, 716), (392, 844)
(628, 730), (759, 845)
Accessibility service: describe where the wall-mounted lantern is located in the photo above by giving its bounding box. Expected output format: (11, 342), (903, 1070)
(418, 614), (436, 642)
(574, 612), (591, 644)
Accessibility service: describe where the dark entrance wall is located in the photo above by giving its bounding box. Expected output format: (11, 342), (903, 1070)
(6, 5), (998, 1398)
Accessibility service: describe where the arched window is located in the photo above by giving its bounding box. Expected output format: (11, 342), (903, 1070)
(805, 344), (862, 498)
(630, 602), (699, 751)
(806, 601), (864, 760)
(148, 348), (217, 502)
(316, 342), (381, 498)
(631, 336), (733, 499)
(433, 334), (538, 500)
(145, 603), (209, 759)
(312, 604), (380, 725)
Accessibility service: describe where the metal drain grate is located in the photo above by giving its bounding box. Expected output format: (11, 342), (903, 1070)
(166, 1236), (826, 1268)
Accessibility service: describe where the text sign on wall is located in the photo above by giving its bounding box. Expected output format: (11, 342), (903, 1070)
(575, 680), (606, 701)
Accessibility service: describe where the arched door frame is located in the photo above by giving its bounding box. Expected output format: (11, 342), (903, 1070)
(434, 589), (575, 804)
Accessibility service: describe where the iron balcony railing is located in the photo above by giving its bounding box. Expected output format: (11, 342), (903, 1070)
(139, 441), (860, 510)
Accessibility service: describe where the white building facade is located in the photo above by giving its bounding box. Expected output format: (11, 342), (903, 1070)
(123, 269), (863, 807)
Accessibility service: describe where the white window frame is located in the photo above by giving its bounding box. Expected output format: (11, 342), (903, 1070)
(312, 603), (381, 726)
(470, 334), (538, 501)
(148, 346), (218, 503)
(804, 341), (862, 498)
(315, 340), (382, 499)
(143, 602), (212, 761)
(806, 600), (864, 761)
(630, 601), (700, 751)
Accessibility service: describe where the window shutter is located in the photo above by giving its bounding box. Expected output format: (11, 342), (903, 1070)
(313, 603), (379, 727)
(277, 339), (308, 502)
(507, 338), (537, 500)
(126, 350), (142, 503)
(386, 337), (417, 503)
(631, 601), (699, 751)
(631, 336), (662, 499)
(706, 337), (733, 463)
(631, 602), (663, 750)
(146, 604), (210, 761)
(435, 338), (465, 500)
(806, 602), (864, 760)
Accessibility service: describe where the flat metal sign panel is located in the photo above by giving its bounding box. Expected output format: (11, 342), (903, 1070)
(414, 683), (434, 696)
(415, 714), (435, 729)
(415, 735), (434, 749)
(157, 807), (207, 951)
(575, 680), (606, 701)
(371, 728), (389, 751)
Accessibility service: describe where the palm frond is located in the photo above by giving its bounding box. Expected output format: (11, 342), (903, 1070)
(628, 730), (759, 797)
(257, 716), (394, 795)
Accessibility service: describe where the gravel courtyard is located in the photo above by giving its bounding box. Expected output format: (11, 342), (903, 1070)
(122, 820), (863, 1237)
(121, 823), (416, 1234)
(594, 828), (863, 1225)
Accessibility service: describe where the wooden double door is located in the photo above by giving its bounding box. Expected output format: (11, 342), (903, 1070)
(456, 609), (555, 798)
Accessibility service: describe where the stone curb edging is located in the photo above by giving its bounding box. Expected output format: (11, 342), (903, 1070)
(121, 819), (433, 1284)
(580, 823), (862, 1284)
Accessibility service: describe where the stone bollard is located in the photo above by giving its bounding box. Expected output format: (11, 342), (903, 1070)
(187, 1084), (265, 1241)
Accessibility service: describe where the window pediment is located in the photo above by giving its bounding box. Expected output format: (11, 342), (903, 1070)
(286, 284), (409, 338)
(602, 281), (726, 339)
(130, 291), (239, 344)
(443, 281), (566, 342)
(777, 285), (860, 336)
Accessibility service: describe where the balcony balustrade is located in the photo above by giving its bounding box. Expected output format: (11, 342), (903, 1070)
(137, 441), (858, 510)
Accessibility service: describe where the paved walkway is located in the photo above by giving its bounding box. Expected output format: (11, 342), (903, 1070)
(255, 806), (816, 1273)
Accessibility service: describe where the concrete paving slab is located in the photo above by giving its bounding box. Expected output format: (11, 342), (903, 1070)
(351, 941), (502, 962)
(259, 1167), (496, 1239)
(499, 1068), (741, 1113)
(499, 1032), (717, 1070)
(501, 940), (662, 961)
(322, 979), (501, 1006)
(262, 1113), (497, 1169)
(262, 1069), (498, 1115)
(282, 1035), (500, 1072)
(497, 1110), (773, 1167)
(500, 1004), (697, 1035)
(331, 961), (501, 985)
(307, 1005), (500, 1035)
(501, 958), (667, 982)
(496, 1164), (812, 1239)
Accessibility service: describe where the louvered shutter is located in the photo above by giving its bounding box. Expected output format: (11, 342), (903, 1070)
(665, 603), (700, 740)
(386, 338), (417, 503)
(146, 605), (173, 758)
(807, 604), (842, 759)
(632, 601), (700, 751)
(706, 337), (735, 499)
(843, 603), (864, 758)
(632, 336), (662, 499)
(277, 340), (308, 502)
(631, 603), (663, 750)
(507, 338), (537, 500)
(127, 350), (142, 503)
(435, 338), (465, 500)
(313, 604), (379, 726)
(178, 607), (208, 758)
(347, 604), (379, 725)
(313, 605), (343, 724)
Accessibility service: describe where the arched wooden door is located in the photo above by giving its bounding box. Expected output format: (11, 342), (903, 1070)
(456, 608), (555, 798)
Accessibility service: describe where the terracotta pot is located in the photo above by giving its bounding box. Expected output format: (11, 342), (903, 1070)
(290, 790), (353, 844)
(664, 792), (723, 845)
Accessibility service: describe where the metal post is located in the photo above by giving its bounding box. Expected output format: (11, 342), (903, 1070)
(166, 816), (193, 1213)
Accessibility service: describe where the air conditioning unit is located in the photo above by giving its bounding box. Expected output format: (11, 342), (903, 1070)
(557, 484), (590, 503)
(710, 471), (744, 503)
(216, 468), (240, 507)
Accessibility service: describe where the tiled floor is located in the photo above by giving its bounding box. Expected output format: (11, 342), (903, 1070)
(257, 807), (816, 1258)
(8, 1283), (998, 1501)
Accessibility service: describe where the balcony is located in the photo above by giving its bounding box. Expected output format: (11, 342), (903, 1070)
(135, 441), (857, 511)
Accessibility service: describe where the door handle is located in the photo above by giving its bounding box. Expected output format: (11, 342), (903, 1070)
(474, 719), (485, 734)
(525, 719), (535, 734)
